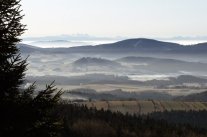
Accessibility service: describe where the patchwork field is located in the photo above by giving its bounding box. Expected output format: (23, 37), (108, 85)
(80, 100), (207, 114)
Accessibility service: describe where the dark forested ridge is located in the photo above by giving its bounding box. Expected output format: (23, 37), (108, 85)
(59, 104), (207, 137)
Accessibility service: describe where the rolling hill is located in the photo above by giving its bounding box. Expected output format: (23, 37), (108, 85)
(18, 43), (42, 53)
(116, 56), (207, 73)
(19, 38), (207, 54)
(71, 57), (122, 72)
(175, 91), (207, 102)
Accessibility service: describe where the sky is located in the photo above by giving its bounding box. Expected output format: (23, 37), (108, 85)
(21, 0), (207, 38)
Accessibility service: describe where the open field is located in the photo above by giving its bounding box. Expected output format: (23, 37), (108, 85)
(35, 83), (207, 96)
(80, 100), (207, 114)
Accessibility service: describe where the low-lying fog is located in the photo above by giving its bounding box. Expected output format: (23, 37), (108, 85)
(23, 40), (117, 48)
(20, 38), (207, 100)
(22, 52), (207, 98)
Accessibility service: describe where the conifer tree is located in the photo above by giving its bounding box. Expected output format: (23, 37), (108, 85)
(0, 0), (63, 136)
(0, 0), (26, 101)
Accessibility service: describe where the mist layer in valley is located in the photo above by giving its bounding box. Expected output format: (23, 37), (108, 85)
(19, 38), (207, 100)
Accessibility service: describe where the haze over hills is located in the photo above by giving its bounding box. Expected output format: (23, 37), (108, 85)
(116, 56), (189, 63)
(26, 74), (207, 86)
(18, 38), (207, 100)
(30, 40), (89, 47)
(116, 56), (207, 74)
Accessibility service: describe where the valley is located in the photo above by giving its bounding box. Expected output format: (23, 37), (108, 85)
(19, 38), (207, 100)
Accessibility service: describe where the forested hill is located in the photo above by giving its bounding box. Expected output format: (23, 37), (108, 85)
(175, 91), (207, 102)
(60, 104), (207, 137)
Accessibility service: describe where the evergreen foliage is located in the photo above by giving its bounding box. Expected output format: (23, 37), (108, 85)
(60, 104), (207, 137)
(0, 0), (26, 101)
(0, 0), (63, 136)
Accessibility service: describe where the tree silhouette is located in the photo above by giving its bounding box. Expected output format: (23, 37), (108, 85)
(0, 0), (63, 136)
(0, 0), (26, 101)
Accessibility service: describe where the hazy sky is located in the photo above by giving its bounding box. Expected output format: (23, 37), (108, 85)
(21, 0), (207, 38)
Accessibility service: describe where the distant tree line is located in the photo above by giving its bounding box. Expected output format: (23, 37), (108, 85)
(59, 104), (207, 137)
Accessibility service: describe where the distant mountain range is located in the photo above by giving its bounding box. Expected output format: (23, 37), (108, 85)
(23, 34), (124, 41)
(18, 38), (207, 54)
